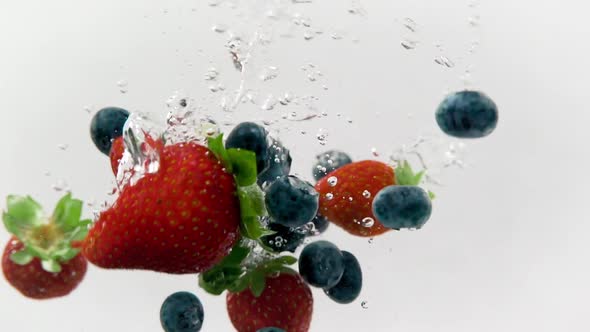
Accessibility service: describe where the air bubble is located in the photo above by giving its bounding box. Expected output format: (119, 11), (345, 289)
(362, 190), (371, 198)
(212, 24), (228, 33)
(325, 193), (334, 200)
(434, 56), (455, 68)
(117, 80), (128, 94)
(361, 217), (375, 227)
(361, 301), (369, 309)
(327, 176), (338, 187)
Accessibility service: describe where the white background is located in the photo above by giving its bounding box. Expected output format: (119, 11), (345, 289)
(1, 0), (589, 331)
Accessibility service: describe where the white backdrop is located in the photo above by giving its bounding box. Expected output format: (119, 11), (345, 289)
(0, 0), (589, 331)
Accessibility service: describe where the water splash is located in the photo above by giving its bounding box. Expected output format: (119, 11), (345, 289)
(117, 113), (163, 187)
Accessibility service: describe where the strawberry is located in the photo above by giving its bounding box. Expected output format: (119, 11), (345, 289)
(226, 272), (313, 332)
(315, 160), (395, 237)
(109, 136), (125, 176)
(82, 142), (241, 274)
(1, 194), (91, 299)
(3, 237), (87, 299)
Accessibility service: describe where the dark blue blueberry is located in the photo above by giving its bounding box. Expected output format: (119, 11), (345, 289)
(372, 185), (432, 230)
(298, 240), (344, 289)
(260, 221), (306, 253)
(312, 150), (352, 181)
(435, 90), (498, 138)
(90, 107), (130, 156)
(324, 251), (363, 304)
(264, 176), (319, 228)
(225, 122), (269, 173)
(257, 328), (285, 332)
(160, 291), (204, 332)
(257, 138), (292, 187)
(311, 214), (330, 235)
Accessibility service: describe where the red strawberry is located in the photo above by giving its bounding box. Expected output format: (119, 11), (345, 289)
(110, 136), (125, 175)
(2, 237), (87, 299)
(226, 273), (313, 332)
(83, 142), (241, 274)
(315, 160), (395, 237)
(1, 194), (91, 299)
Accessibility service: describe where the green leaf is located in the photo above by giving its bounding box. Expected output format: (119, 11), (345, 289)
(272, 256), (297, 266)
(239, 185), (267, 216)
(428, 191), (436, 200)
(227, 148), (258, 187)
(52, 193), (83, 232)
(227, 277), (250, 293)
(396, 161), (425, 186)
(207, 134), (232, 172)
(10, 249), (33, 265)
(223, 246), (250, 265)
(249, 270), (266, 297)
(3, 196), (45, 237)
(237, 188), (273, 240)
(41, 259), (61, 273)
(66, 226), (89, 242)
(54, 247), (80, 261)
(198, 244), (250, 296)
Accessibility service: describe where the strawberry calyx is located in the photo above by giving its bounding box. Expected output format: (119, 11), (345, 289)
(2, 193), (91, 273)
(198, 240), (297, 297)
(395, 160), (436, 199)
(207, 134), (273, 241)
(201, 134), (297, 297)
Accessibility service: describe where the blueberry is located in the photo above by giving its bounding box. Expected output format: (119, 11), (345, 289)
(264, 176), (319, 228)
(160, 291), (204, 332)
(257, 328), (285, 332)
(312, 150), (352, 181)
(372, 185), (432, 229)
(298, 240), (345, 288)
(311, 214), (330, 235)
(260, 221), (306, 253)
(90, 107), (130, 156)
(258, 138), (292, 187)
(435, 90), (498, 138)
(225, 122), (269, 173)
(324, 251), (363, 304)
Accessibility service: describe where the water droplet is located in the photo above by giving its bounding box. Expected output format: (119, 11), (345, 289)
(331, 33), (343, 40)
(403, 17), (417, 32)
(325, 193), (334, 200)
(368, 237), (374, 244)
(316, 128), (328, 145)
(327, 176), (338, 187)
(212, 24), (228, 33)
(361, 217), (375, 228)
(401, 39), (418, 50)
(371, 147), (379, 157)
(204, 68), (219, 81)
(434, 56), (455, 68)
(117, 80), (128, 94)
(83, 106), (93, 114)
(52, 179), (68, 192)
(361, 301), (369, 309)
(259, 66), (279, 81)
(362, 190), (371, 198)
(348, 196), (354, 202)
(261, 95), (278, 111)
(57, 144), (69, 151)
